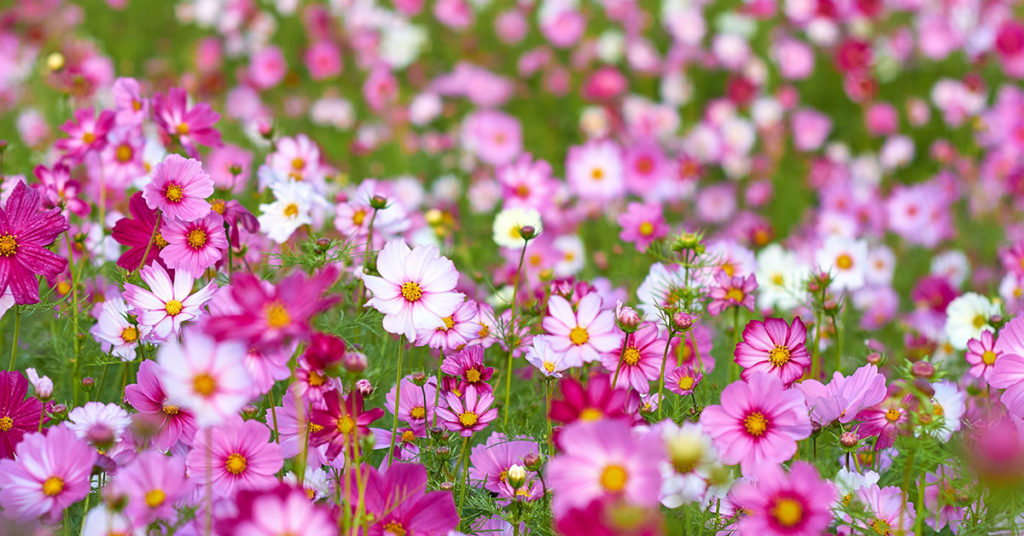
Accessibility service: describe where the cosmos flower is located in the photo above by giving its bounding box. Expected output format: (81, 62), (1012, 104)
(699, 372), (812, 474)
(142, 154), (214, 222)
(729, 461), (836, 536)
(111, 192), (167, 272)
(549, 374), (630, 426)
(186, 416), (284, 497)
(944, 292), (1000, 351)
(156, 329), (252, 427)
(599, 322), (666, 393)
(734, 317), (811, 386)
(542, 293), (621, 368)
(0, 426), (96, 522)
(525, 336), (574, 378)
(795, 364), (887, 426)
(566, 139), (624, 201)
(440, 345), (494, 395)
(111, 451), (188, 526)
(469, 432), (542, 501)
(492, 207), (543, 249)
(435, 384), (498, 437)
(32, 163), (89, 218)
(416, 298), (479, 350)
(0, 181), (70, 305)
(215, 484), (338, 536)
(122, 262), (217, 342)
(257, 180), (319, 244)
(965, 330), (1002, 381)
(665, 366), (703, 397)
(855, 395), (912, 450)
(124, 360), (198, 451)
(309, 391), (385, 459)
(617, 201), (669, 252)
(853, 485), (916, 536)
(349, 463), (459, 536)
(159, 212), (228, 277)
(89, 296), (140, 360)
(66, 401), (132, 449)
(385, 375), (437, 435)
(0, 371), (47, 459)
(152, 87), (222, 156)
(707, 272), (757, 316)
(546, 419), (665, 516)
(362, 240), (464, 342)
(55, 107), (114, 164)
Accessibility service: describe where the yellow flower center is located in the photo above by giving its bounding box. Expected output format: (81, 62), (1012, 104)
(441, 316), (455, 331)
(145, 488), (166, 508)
(744, 412), (768, 437)
(0, 416), (13, 431)
(870, 518), (893, 535)
(772, 498), (803, 527)
(308, 370), (325, 387)
(569, 326), (589, 345)
(193, 373), (216, 397)
(885, 407), (901, 422)
(116, 144), (133, 162)
(42, 476), (64, 496)
(165, 184), (184, 203)
(309, 423), (323, 433)
(982, 350), (997, 365)
(162, 404), (180, 415)
(599, 464), (628, 492)
(771, 273), (784, 286)
(352, 209), (366, 226)
(836, 254), (853, 270)
(82, 132), (96, 144)
(638, 222), (654, 236)
(591, 167), (604, 181)
(57, 281), (71, 295)
(401, 430), (416, 443)
(121, 326), (139, 343)
(622, 347), (640, 366)
(722, 263), (736, 277)
(726, 288), (744, 302)
(0, 234), (17, 257)
(283, 203), (299, 218)
(410, 406), (425, 420)
(154, 232), (169, 248)
(264, 302), (291, 329)
(478, 325), (490, 338)
(164, 300), (183, 316)
(401, 281), (423, 302)
(225, 453), (247, 475)
(210, 199), (226, 215)
(176, 123), (190, 135)
(543, 361), (556, 373)
(291, 157), (305, 171)
(186, 228), (207, 249)
(382, 521), (406, 536)
(579, 408), (602, 421)
(678, 376), (694, 390)
(337, 416), (355, 435)
(458, 411), (478, 427)
(769, 346), (790, 367)
(973, 314), (987, 329)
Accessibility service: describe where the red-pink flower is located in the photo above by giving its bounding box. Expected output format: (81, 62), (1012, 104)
(699, 372), (812, 474)
(142, 154), (214, 222)
(111, 192), (166, 271)
(349, 463), (458, 536)
(310, 391), (385, 459)
(0, 371), (47, 459)
(440, 345), (494, 395)
(617, 202), (670, 252)
(729, 461), (836, 536)
(0, 181), (70, 305)
(124, 360), (198, 451)
(734, 317), (811, 386)
(159, 212), (227, 277)
(152, 87), (222, 157)
(55, 107), (114, 164)
(436, 384), (498, 437)
(32, 163), (90, 218)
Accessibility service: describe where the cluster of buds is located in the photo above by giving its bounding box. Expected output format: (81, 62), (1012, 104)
(671, 230), (705, 255)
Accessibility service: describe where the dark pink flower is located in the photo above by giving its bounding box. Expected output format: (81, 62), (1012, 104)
(349, 462), (458, 536)
(0, 181), (70, 304)
(440, 345), (494, 395)
(111, 192), (166, 272)
(32, 163), (90, 218)
(309, 391), (385, 460)
(734, 317), (811, 386)
(55, 107), (114, 164)
(0, 371), (47, 459)
(152, 87), (222, 157)
(729, 461), (836, 536)
(124, 360), (198, 451)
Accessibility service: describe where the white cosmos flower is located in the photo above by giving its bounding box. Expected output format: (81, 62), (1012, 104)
(816, 236), (868, 292)
(916, 381), (965, 441)
(944, 292), (1000, 350)
(755, 244), (809, 310)
(492, 207), (543, 249)
(258, 181), (319, 244)
(553, 234), (584, 276)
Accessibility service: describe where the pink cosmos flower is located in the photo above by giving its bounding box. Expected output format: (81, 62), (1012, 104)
(546, 419), (665, 517)
(111, 77), (147, 126)
(112, 451), (188, 526)
(362, 240), (464, 342)
(204, 266), (338, 350)
(124, 360), (198, 451)
(734, 317), (811, 386)
(497, 154), (558, 211)
(67, 401), (132, 450)
(309, 391), (385, 459)
(729, 461), (836, 536)
(142, 154), (214, 222)
(566, 140), (625, 201)
(435, 384), (498, 437)
(707, 272), (757, 316)
(469, 432), (542, 500)
(440, 345), (494, 395)
(249, 46), (287, 89)
(854, 485), (916, 536)
(156, 329), (251, 427)
(350, 463), (458, 536)
(186, 416), (284, 497)
(991, 353), (1024, 419)
(55, 107), (114, 164)
(416, 298), (478, 350)
(100, 127), (146, 190)
(242, 344), (294, 398)
(796, 364), (887, 426)
(0, 371), (47, 459)
(386, 376), (438, 435)
(622, 143), (669, 195)
(33, 163), (90, 218)
(617, 201), (669, 252)
(543, 293), (621, 367)
(305, 41), (342, 80)
(699, 372), (812, 474)
(665, 366), (703, 397)
(89, 297), (139, 359)
(152, 87), (222, 157)
(112, 192), (167, 271)
(123, 262), (216, 341)
(159, 212), (227, 277)
(855, 396), (911, 450)
(207, 144), (253, 193)
(0, 181), (70, 304)
(461, 109), (522, 167)
(0, 426), (96, 522)
(599, 322), (666, 393)
(215, 484), (339, 536)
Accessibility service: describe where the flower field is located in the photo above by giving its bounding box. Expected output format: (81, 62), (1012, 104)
(1, 0), (1024, 534)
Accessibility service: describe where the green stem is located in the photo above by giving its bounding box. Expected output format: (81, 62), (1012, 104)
(503, 239), (529, 428)
(357, 207), (380, 305)
(458, 435), (471, 528)
(611, 331), (630, 388)
(730, 306), (741, 383)
(657, 330), (674, 419)
(832, 313), (842, 374)
(7, 306), (19, 371)
(387, 336), (405, 466)
(916, 470), (926, 536)
(433, 351), (443, 429)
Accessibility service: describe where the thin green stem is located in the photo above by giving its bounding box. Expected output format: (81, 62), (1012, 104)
(357, 207), (380, 305)
(832, 313), (842, 374)
(611, 331), (630, 388)
(7, 306), (19, 371)
(458, 435), (471, 527)
(657, 330), (675, 419)
(503, 239), (529, 427)
(730, 306), (741, 383)
(387, 336), (405, 466)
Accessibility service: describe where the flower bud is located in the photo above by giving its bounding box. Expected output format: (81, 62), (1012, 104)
(518, 225), (537, 240)
(866, 352), (882, 365)
(439, 481), (454, 491)
(615, 302), (642, 332)
(343, 350), (368, 373)
(523, 453), (544, 471)
(507, 464), (527, 489)
(86, 424), (116, 451)
(370, 195), (388, 210)
(411, 372), (427, 386)
(81, 377), (95, 390)
(242, 405), (260, 418)
(913, 378), (935, 398)
(304, 333), (347, 370)
(50, 403), (67, 417)
(672, 231), (702, 252)
(435, 446), (451, 457)
(673, 312), (699, 332)
(355, 378), (373, 396)
(911, 361), (935, 379)
(840, 431), (859, 448)
(26, 368), (53, 400)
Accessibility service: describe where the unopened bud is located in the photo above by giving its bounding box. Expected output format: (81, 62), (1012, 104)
(439, 481), (454, 491)
(344, 351), (368, 373)
(435, 446), (451, 457)
(242, 405), (260, 418)
(411, 372), (427, 386)
(673, 312), (698, 331)
(911, 361), (935, 378)
(316, 238), (331, 252)
(507, 464), (527, 489)
(615, 302), (642, 332)
(81, 377), (95, 389)
(840, 431), (859, 448)
(86, 424), (116, 450)
(370, 195), (388, 210)
(518, 225), (537, 240)
(50, 403), (67, 417)
(355, 378), (373, 396)
(913, 378), (935, 397)
(866, 352), (882, 365)
(523, 453), (543, 471)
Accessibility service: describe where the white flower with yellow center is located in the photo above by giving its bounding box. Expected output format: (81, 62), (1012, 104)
(492, 207), (543, 249)
(944, 292), (1000, 350)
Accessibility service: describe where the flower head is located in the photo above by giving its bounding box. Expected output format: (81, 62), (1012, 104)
(543, 293), (621, 368)
(142, 154), (214, 222)
(186, 416), (284, 497)
(435, 384), (498, 437)
(156, 329), (252, 427)
(734, 317), (811, 386)
(0, 181), (70, 304)
(159, 212), (228, 278)
(0, 426), (96, 521)
(0, 371), (47, 459)
(729, 461), (836, 536)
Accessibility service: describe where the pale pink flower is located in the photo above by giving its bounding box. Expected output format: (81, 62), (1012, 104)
(123, 262), (216, 341)
(156, 329), (252, 426)
(542, 294), (621, 367)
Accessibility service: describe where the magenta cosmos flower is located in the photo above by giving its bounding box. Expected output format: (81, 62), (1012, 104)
(152, 87), (222, 156)
(599, 322), (666, 393)
(112, 450), (188, 526)
(0, 371), (48, 459)
(54, 107), (114, 164)
(435, 384), (498, 437)
(796, 364), (887, 426)
(543, 293), (621, 368)
(142, 154), (215, 222)
(159, 212), (227, 277)
(617, 201), (669, 252)
(707, 272), (757, 316)
(965, 330), (1002, 381)
(0, 426), (96, 522)
(124, 360), (198, 451)
(123, 262), (216, 342)
(309, 391), (385, 459)
(362, 239), (464, 342)
(386, 376), (437, 435)
(546, 419), (665, 517)
(699, 372), (812, 475)
(440, 345), (494, 395)
(549, 374), (630, 426)
(350, 462), (458, 536)
(157, 329), (252, 427)
(215, 484), (338, 536)
(112, 192), (167, 271)
(734, 317), (811, 386)
(187, 416), (284, 497)
(33, 163), (90, 218)
(0, 181), (70, 305)
(729, 461), (836, 536)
